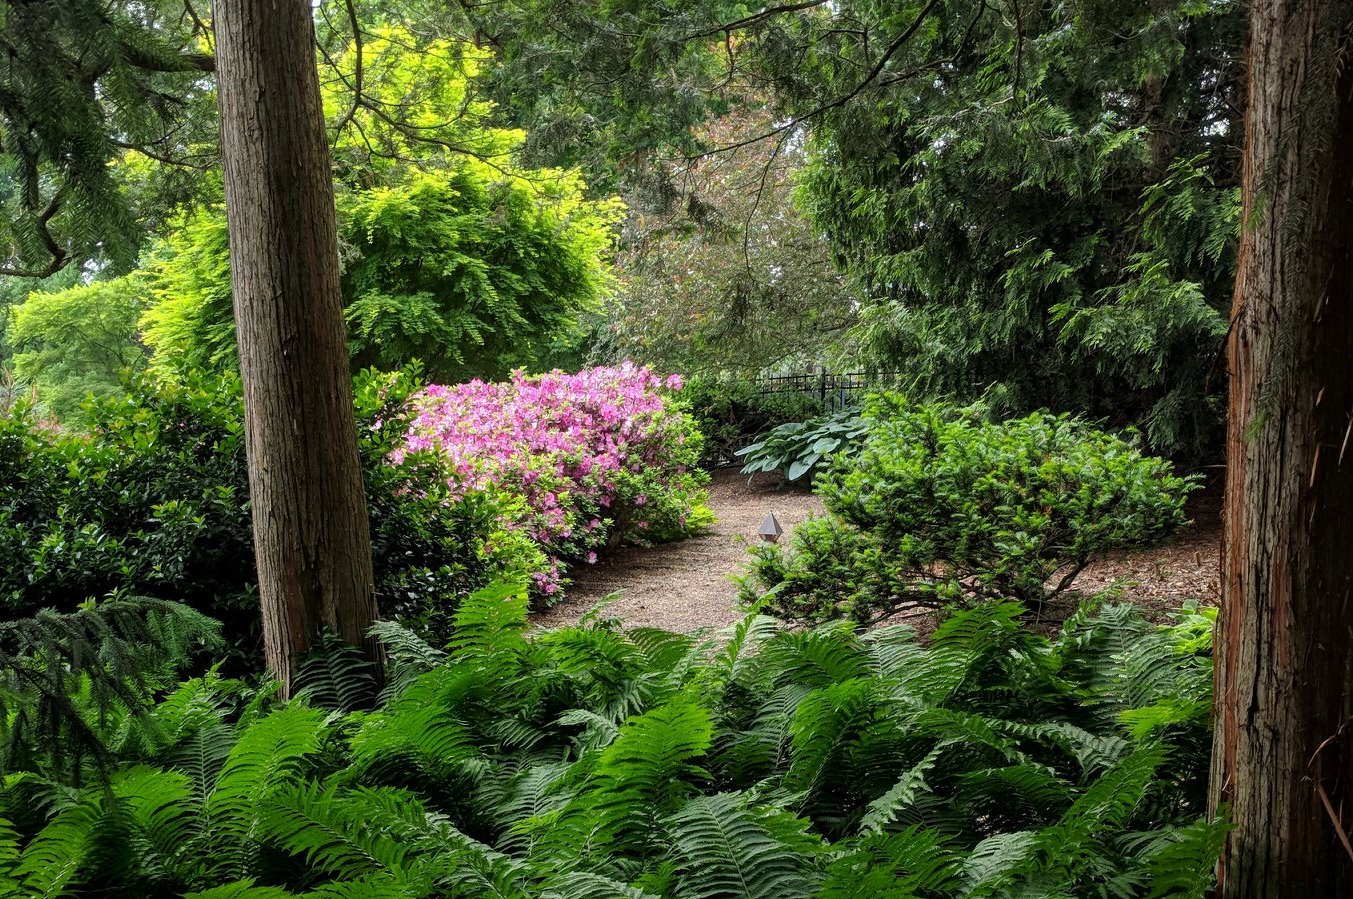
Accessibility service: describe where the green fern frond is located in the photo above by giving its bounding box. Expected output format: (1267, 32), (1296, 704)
(261, 782), (419, 880)
(820, 826), (963, 897)
(1141, 816), (1228, 899)
(448, 581), (530, 659)
(366, 620), (446, 696)
(185, 881), (298, 899)
(962, 830), (1038, 893)
(666, 793), (822, 899)
(541, 870), (661, 899)
(306, 876), (420, 898)
(111, 765), (201, 883)
(206, 705), (331, 875)
(858, 746), (943, 834)
(347, 701), (477, 783)
(294, 640), (381, 713)
(12, 799), (101, 899)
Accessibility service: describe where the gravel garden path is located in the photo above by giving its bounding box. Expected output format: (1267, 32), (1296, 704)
(533, 469), (1224, 633)
(534, 468), (823, 631)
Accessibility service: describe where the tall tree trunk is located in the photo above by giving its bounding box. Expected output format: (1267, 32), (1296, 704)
(1210, 0), (1353, 894)
(214, 0), (378, 695)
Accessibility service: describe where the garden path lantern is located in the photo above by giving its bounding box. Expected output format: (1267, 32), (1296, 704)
(758, 512), (783, 543)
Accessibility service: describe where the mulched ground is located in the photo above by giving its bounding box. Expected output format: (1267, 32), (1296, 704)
(532, 467), (1223, 634)
(533, 469), (822, 630)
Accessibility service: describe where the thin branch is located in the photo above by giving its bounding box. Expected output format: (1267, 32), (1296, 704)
(690, 1), (831, 40)
(330, 0), (364, 139)
(110, 138), (212, 170)
(0, 190), (69, 278)
(689, 0), (944, 160)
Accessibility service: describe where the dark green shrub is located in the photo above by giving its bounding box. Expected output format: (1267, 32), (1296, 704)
(677, 376), (823, 466)
(736, 407), (869, 483)
(0, 589), (1222, 896)
(0, 371), (540, 666)
(745, 398), (1195, 623)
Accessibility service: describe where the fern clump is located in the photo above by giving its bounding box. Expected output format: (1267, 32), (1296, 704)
(0, 586), (1221, 897)
(743, 398), (1196, 624)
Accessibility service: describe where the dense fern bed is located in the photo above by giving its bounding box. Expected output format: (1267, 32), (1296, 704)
(0, 589), (1221, 898)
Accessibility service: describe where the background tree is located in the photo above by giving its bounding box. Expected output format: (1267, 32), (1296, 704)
(451, 0), (1245, 458)
(604, 108), (857, 377)
(0, 0), (215, 277)
(1209, 0), (1353, 894)
(213, 0), (378, 693)
(795, 0), (1243, 459)
(4, 277), (148, 419)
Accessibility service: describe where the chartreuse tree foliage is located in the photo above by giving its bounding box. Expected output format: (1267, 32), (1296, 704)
(4, 276), (149, 419)
(7, 24), (621, 393)
(138, 164), (620, 382)
(0, 582), (1222, 897)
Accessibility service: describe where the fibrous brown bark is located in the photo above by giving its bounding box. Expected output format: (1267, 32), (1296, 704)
(214, 0), (378, 694)
(1210, 0), (1353, 894)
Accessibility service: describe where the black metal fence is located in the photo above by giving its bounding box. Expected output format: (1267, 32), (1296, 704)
(752, 371), (904, 412)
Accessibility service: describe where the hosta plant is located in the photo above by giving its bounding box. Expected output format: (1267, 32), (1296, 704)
(736, 407), (869, 483)
(676, 376), (824, 466)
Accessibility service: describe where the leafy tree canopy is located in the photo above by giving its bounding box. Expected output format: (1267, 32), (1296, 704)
(602, 108), (857, 378)
(8, 21), (622, 390)
(450, 0), (1245, 457)
(5, 277), (148, 420)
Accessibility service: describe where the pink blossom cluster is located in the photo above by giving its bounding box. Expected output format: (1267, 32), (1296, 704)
(401, 363), (707, 595)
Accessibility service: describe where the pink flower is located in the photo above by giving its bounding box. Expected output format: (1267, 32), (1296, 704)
(586, 552), (598, 564)
(397, 364), (703, 588)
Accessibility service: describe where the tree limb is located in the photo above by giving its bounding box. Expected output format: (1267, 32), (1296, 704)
(689, 0), (944, 160)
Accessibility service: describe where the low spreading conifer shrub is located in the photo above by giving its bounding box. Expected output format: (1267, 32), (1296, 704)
(744, 398), (1194, 624)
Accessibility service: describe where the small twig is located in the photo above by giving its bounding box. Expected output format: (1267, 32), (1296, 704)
(689, 1), (831, 40)
(330, 0), (364, 139)
(1309, 725), (1353, 862)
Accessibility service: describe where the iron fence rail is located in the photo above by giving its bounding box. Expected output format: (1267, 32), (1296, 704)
(752, 371), (903, 412)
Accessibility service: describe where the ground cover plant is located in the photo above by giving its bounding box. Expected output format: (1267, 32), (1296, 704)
(403, 363), (711, 595)
(745, 398), (1193, 624)
(736, 407), (870, 483)
(0, 584), (1222, 898)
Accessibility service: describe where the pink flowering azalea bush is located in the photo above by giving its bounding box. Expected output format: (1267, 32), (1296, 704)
(401, 363), (711, 597)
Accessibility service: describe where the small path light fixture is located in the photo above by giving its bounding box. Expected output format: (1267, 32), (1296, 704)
(758, 512), (783, 544)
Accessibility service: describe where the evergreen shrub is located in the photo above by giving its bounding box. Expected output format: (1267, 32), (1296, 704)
(0, 370), (539, 664)
(745, 397), (1194, 624)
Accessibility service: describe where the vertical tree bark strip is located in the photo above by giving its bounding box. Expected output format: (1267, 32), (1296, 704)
(1211, 0), (1353, 894)
(214, 0), (378, 694)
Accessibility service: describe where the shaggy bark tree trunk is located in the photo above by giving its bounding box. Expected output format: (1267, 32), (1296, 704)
(1210, 0), (1353, 894)
(214, 0), (378, 695)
